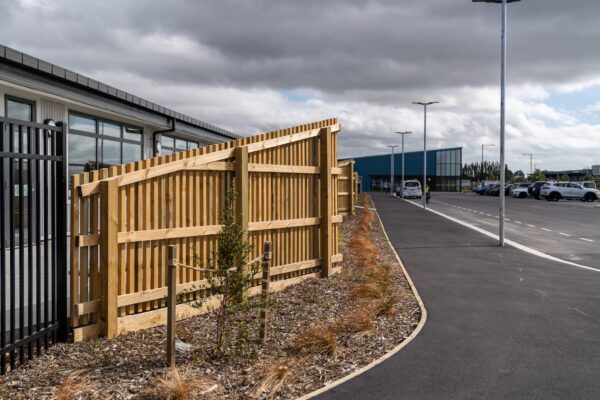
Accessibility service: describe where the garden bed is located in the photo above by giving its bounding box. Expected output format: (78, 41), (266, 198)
(0, 194), (422, 399)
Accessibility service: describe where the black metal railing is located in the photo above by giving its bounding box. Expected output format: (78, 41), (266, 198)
(0, 117), (67, 374)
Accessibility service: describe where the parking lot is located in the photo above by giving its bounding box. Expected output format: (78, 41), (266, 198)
(408, 192), (600, 270)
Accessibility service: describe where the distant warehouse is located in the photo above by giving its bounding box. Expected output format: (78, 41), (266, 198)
(352, 147), (462, 192)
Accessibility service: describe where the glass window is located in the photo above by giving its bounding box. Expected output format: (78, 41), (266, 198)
(6, 98), (33, 121)
(101, 139), (121, 166)
(122, 142), (142, 164)
(99, 121), (121, 138)
(69, 115), (96, 133)
(188, 141), (198, 149)
(68, 134), (97, 165)
(124, 126), (143, 141)
(175, 139), (187, 150)
(160, 135), (174, 148)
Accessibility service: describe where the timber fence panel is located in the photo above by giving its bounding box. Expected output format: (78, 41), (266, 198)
(70, 118), (344, 340)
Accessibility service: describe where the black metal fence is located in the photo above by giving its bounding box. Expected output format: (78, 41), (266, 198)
(0, 117), (67, 374)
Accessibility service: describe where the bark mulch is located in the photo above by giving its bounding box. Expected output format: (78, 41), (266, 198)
(0, 194), (421, 400)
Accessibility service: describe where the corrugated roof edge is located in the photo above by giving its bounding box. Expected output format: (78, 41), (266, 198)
(0, 44), (240, 140)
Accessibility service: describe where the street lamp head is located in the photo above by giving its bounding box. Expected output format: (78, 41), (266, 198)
(395, 131), (412, 135)
(413, 102), (439, 106)
(387, 145), (399, 148)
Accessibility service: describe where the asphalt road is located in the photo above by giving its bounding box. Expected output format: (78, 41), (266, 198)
(415, 192), (600, 269)
(317, 193), (600, 400)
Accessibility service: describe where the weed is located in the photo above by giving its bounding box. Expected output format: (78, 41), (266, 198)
(291, 325), (338, 356)
(253, 360), (291, 399)
(349, 235), (378, 257)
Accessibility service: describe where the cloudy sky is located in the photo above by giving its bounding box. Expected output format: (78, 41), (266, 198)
(1, 0), (599, 172)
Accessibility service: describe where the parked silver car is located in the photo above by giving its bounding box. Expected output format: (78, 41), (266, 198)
(540, 182), (600, 202)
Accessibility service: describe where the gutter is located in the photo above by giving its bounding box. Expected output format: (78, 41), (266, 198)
(153, 118), (176, 156)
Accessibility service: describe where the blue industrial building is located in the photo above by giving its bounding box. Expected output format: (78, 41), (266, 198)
(353, 147), (463, 192)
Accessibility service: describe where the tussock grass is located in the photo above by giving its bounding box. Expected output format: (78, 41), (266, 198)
(291, 325), (338, 356)
(54, 370), (91, 400)
(253, 360), (291, 399)
(351, 283), (384, 300)
(155, 368), (196, 400)
(376, 295), (397, 317)
(337, 307), (375, 334)
(349, 236), (378, 258)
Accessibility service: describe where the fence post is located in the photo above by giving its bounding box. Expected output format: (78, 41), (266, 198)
(259, 241), (272, 343)
(100, 178), (118, 339)
(350, 161), (356, 216)
(167, 245), (177, 368)
(319, 127), (333, 278)
(234, 146), (249, 233)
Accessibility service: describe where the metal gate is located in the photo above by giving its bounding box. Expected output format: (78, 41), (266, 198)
(0, 117), (67, 374)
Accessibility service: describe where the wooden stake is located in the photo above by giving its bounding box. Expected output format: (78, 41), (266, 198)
(167, 245), (177, 368)
(259, 241), (272, 343)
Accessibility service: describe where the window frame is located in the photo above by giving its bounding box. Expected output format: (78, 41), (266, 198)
(4, 95), (36, 122)
(68, 111), (143, 173)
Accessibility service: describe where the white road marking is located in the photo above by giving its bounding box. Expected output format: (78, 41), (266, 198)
(515, 221), (523, 224)
(505, 218), (511, 221)
(541, 228), (552, 232)
(526, 224), (536, 228)
(402, 199), (600, 273)
(559, 232), (571, 237)
(486, 213), (492, 217)
(494, 216), (499, 219)
(580, 238), (595, 243)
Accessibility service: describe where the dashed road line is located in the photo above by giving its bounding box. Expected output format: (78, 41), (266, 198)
(526, 224), (537, 228)
(580, 238), (595, 243)
(486, 213), (492, 217)
(559, 232), (571, 237)
(541, 228), (552, 232)
(515, 221), (523, 224)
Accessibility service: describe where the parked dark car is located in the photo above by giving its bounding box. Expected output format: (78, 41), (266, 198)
(530, 181), (550, 200)
(486, 184), (501, 196)
(475, 184), (492, 195)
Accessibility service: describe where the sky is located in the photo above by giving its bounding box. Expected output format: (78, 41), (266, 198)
(1, 0), (599, 173)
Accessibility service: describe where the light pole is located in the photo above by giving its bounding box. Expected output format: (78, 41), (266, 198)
(473, 0), (520, 246)
(481, 143), (495, 181)
(395, 131), (412, 197)
(522, 153), (533, 177)
(413, 102), (439, 210)
(387, 145), (398, 195)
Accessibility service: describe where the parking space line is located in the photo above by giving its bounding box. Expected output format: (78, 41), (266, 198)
(580, 238), (595, 243)
(559, 232), (571, 237)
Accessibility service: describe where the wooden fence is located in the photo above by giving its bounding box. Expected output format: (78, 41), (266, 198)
(70, 119), (351, 341)
(337, 160), (355, 216)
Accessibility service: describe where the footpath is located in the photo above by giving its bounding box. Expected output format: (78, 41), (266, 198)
(317, 193), (600, 400)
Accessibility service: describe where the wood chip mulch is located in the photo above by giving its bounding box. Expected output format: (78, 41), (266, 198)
(0, 194), (421, 400)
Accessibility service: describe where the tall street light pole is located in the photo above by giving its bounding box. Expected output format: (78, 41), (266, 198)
(522, 153), (533, 177)
(473, 0), (520, 246)
(481, 143), (495, 181)
(413, 102), (439, 210)
(387, 145), (398, 195)
(395, 131), (412, 196)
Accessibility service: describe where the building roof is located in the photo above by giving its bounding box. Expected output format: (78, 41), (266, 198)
(349, 147), (462, 161)
(0, 43), (239, 140)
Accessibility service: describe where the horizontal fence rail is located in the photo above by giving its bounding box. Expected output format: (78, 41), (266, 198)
(70, 118), (354, 341)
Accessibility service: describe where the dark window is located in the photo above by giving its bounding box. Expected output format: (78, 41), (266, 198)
(159, 134), (199, 155)
(68, 113), (142, 174)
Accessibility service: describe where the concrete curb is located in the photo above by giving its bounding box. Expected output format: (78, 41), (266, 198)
(297, 202), (428, 400)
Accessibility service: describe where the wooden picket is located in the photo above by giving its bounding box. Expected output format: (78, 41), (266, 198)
(70, 118), (350, 341)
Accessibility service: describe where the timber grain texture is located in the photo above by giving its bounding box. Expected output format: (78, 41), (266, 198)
(70, 118), (355, 340)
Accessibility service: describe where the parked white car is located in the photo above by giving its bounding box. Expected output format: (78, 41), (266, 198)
(396, 180), (422, 199)
(540, 182), (600, 202)
(510, 186), (529, 198)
